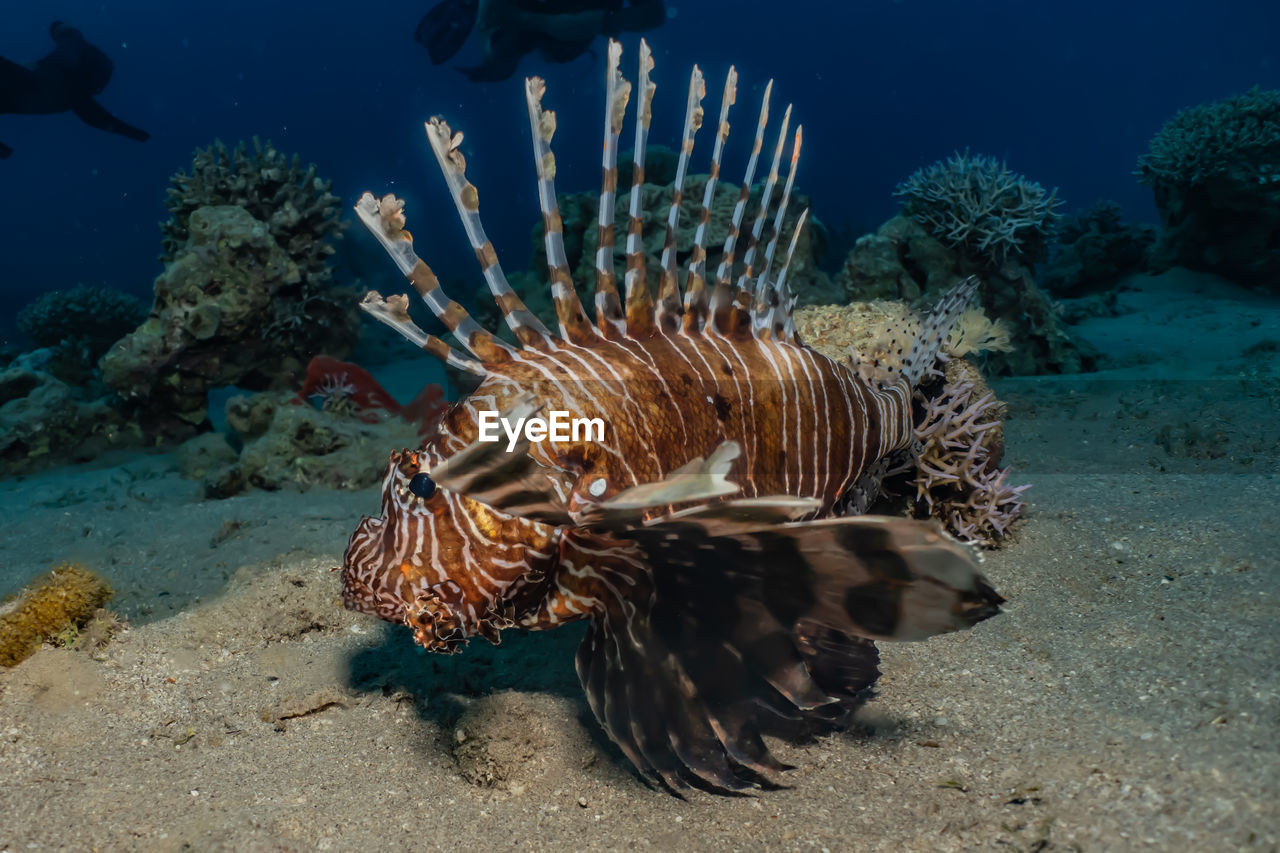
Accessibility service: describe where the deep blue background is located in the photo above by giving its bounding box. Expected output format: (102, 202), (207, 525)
(1, 0), (1276, 331)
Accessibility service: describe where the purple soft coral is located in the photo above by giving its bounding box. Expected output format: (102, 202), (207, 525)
(914, 363), (1029, 546)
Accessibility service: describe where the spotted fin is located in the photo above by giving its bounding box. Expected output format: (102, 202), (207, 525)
(575, 511), (1000, 792)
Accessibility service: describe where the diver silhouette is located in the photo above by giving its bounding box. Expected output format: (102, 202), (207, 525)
(416, 0), (665, 82)
(0, 21), (150, 159)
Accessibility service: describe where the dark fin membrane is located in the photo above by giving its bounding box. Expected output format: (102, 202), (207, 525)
(575, 512), (1000, 793)
(414, 0), (479, 65)
(575, 523), (887, 794)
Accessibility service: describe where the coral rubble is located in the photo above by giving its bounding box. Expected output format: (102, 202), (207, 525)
(1, 563), (113, 667)
(1137, 88), (1280, 290)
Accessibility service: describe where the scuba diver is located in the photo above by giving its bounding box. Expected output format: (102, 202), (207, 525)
(0, 21), (150, 159)
(416, 0), (666, 82)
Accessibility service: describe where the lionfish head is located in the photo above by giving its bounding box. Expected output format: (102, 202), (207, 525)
(338, 448), (559, 651)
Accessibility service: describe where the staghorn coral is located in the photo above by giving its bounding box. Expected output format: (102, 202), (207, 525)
(912, 359), (1028, 546)
(1, 563), (113, 667)
(1137, 89), (1280, 290)
(895, 150), (1062, 268)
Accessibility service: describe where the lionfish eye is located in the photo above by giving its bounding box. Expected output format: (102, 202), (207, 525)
(408, 473), (436, 499)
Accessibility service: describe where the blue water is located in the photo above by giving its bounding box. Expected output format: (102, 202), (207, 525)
(1, 0), (1275, 321)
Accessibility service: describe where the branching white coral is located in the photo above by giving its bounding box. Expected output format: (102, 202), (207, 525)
(895, 151), (1061, 266)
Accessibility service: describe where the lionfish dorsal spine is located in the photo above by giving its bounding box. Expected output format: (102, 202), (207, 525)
(352, 193), (506, 367)
(709, 79), (773, 338)
(623, 39), (658, 339)
(768, 207), (808, 343)
(593, 40), (631, 337)
(737, 103), (791, 298)
(680, 66), (737, 334)
(655, 63), (707, 334)
(524, 76), (599, 346)
(357, 288), (484, 375)
(752, 124), (803, 338)
(423, 117), (555, 351)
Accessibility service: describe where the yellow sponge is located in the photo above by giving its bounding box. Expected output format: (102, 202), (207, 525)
(0, 563), (113, 667)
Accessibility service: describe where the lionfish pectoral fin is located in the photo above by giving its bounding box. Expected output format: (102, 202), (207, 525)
(629, 513), (1003, 643)
(576, 441), (743, 525)
(426, 393), (573, 524)
(576, 577), (803, 794)
(574, 516), (894, 792)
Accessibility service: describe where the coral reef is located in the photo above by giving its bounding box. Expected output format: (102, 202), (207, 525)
(794, 302), (1027, 546)
(1, 563), (113, 667)
(895, 151), (1062, 268)
(200, 391), (425, 497)
(911, 359), (1029, 547)
(101, 203), (359, 441)
(1041, 201), (1154, 297)
(831, 215), (1087, 374)
(0, 359), (143, 477)
(1137, 88), (1280, 290)
(200, 360), (448, 497)
(17, 284), (144, 360)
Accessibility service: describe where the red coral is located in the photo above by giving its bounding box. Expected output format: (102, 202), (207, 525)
(295, 356), (448, 435)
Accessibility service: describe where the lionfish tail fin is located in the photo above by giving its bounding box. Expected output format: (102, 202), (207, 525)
(901, 275), (981, 386)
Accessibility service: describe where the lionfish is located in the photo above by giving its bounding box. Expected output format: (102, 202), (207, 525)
(340, 40), (1003, 794)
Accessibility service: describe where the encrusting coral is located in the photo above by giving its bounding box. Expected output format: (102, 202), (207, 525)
(0, 563), (114, 667)
(100, 140), (360, 441)
(895, 150), (1062, 268)
(1137, 88), (1280, 290)
(198, 356), (448, 497)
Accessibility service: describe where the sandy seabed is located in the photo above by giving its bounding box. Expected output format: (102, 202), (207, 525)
(1, 270), (1276, 852)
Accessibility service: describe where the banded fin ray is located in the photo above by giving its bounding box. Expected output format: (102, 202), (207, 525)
(622, 39), (658, 339)
(593, 40), (631, 336)
(525, 76), (598, 345)
(423, 117), (556, 350)
(574, 513), (1000, 792)
(655, 63), (707, 333)
(353, 193), (512, 365)
(681, 66), (737, 334)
